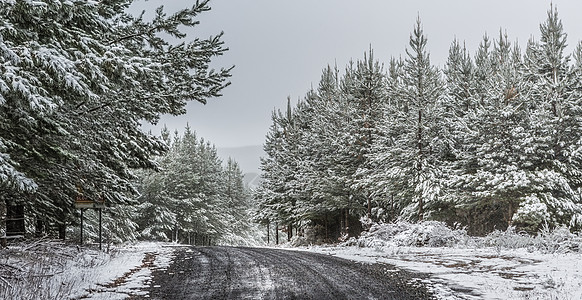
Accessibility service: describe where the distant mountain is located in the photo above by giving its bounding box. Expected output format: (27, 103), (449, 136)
(217, 145), (264, 175)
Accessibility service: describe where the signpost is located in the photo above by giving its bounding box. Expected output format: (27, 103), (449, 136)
(75, 198), (106, 250)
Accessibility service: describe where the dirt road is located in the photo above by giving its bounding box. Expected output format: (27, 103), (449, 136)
(145, 246), (434, 299)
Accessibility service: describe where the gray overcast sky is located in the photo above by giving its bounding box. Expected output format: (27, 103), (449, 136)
(134, 0), (582, 148)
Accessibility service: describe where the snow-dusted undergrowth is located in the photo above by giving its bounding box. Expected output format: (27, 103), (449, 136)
(354, 221), (582, 253)
(0, 240), (176, 300)
(307, 221), (582, 300)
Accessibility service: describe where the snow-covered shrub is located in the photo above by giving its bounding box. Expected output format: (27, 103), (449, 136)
(477, 225), (582, 254)
(512, 195), (551, 233)
(534, 225), (582, 253)
(352, 220), (582, 254)
(290, 225), (328, 246)
(357, 221), (469, 248)
(479, 226), (534, 250)
(360, 216), (374, 231)
(339, 237), (359, 247)
(290, 235), (309, 247)
(392, 221), (468, 247)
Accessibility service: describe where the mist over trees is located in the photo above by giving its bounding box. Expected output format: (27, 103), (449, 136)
(255, 6), (582, 239)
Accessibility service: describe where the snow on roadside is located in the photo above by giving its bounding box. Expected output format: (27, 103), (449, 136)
(310, 245), (582, 299)
(0, 241), (179, 300)
(71, 242), (177, 299)
(304, 222), (582, 300)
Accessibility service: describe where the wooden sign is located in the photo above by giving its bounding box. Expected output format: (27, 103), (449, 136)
(74, 198), (106, 209)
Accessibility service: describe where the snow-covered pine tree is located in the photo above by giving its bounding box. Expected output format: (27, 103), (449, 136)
(515, 5), (582, 231)
(357, 57), (404, 222)
(473, 34), (494, 105)
(253, 112), (282, 231)
(136, 127), (205, 242)
(371, 17), (446, 222)
(136, 127), (255, 245)
(295, 65), (356, 239)
(444, 39), (475, 116)
(255, 103), (300, 240)
(345, 48), (388, 221)
(0, 0), (231, 238)
(435, 38), (478, 221)
(221, 157), (263, 245)
(453, 31), (533, 233)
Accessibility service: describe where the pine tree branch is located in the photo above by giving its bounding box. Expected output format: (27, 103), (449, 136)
(108, 25), (163, 46)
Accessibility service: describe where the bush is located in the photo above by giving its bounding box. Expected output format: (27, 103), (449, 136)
(357, 221), (469, 248)
(354, 221), (582, 253)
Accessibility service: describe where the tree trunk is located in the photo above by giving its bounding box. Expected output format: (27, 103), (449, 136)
(507, 202), (514, 227)
(0, 200), (6, 240)
(58, 223), (66, 240)
(345, 209), (350, 237)
(390, 194), (394, 222)
(267, 222), (270, 244)
(35, 216), (45, 238)
(324, 214), (329, 241)
(340, 210), (345, 235)
(275, 222), (279, 245)
(417, 109), (424, 222)
(287, 224), (292, 242)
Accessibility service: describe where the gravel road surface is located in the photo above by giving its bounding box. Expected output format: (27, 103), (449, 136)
(146, 246), (434, 300)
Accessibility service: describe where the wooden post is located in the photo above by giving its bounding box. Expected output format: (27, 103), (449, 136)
(80, 209), (84, 245)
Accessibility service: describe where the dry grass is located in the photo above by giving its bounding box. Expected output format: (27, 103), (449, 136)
(0, 239), (112, 300)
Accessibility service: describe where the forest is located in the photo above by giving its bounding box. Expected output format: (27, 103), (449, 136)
(0, 0), (259, 245)
(133, 125), (260, 245)
(2, 1), (581, 246)
(254, 6), (582, 240)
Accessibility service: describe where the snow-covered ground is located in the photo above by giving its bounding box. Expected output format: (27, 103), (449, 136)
(304, 222), (582, 300)
(309, 245), (581, 299)
(0, 241), (178, 300)
(3, 222), (582, 300)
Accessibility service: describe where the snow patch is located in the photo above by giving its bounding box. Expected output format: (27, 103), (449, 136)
(305, 222), (582, 299)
